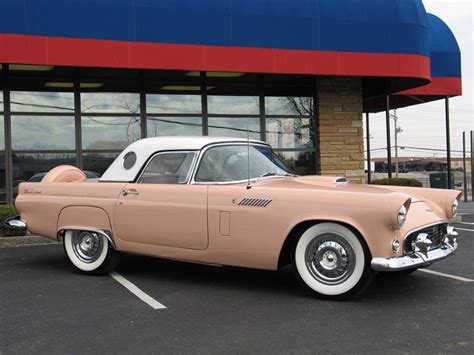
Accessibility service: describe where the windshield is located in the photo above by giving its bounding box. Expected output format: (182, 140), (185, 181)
(195, 144), (294, 183)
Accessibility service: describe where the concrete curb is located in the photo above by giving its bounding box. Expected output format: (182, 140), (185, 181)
(0, 235), (60, 248)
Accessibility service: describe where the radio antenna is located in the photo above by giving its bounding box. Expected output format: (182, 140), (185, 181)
(246, 123), (251, 190)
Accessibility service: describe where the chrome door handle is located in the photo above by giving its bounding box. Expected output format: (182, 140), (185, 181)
(122, 189), (139, 196)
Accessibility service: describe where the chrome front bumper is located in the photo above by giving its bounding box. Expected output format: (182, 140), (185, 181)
(371, 226), (458, 272)
(4, 216), (27, 232)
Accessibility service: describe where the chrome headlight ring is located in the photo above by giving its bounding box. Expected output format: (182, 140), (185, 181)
(397, 205), (407, 228)
(451, 199), (458, 217)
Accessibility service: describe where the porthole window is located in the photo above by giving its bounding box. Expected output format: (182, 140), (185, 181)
(122, 151), (137, 170)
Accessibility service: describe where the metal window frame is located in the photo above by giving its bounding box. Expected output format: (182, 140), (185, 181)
(0, 66), (320, 204)
(136, 150), (199, 184)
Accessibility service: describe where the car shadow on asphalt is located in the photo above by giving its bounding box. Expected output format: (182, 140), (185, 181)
(7, 245), (450, 302)
(115, 253), (441, 302)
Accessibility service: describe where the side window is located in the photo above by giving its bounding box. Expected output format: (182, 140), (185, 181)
(138, 152), (195, 184)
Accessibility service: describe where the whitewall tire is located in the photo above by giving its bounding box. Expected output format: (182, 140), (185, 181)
(63, 230), (118, 274)
(292, 223), (373, 299)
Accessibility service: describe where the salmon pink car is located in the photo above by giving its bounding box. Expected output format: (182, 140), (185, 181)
(7, 137), (461, 299)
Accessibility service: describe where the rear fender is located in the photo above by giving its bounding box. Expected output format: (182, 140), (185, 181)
(57, 206), (115, 247)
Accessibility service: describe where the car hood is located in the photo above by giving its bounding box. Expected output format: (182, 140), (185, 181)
(255, 175), (396, 195)
(253, 175), (460, 222)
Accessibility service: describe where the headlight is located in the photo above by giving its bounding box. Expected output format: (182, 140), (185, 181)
(397, 205), (407, 228)
(451, 199), (458, 217)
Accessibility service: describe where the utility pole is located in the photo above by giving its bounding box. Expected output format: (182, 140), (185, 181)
(390, 110), (402, 178)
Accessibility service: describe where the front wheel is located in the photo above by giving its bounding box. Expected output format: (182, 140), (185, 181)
(292, 223), (374, 300)
(63, 230), (119, 274)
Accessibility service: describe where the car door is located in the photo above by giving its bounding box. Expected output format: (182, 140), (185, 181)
(113, 151), (208, 250)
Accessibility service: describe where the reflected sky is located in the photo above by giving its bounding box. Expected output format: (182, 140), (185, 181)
(12, 116), (75, 150)
(147, 94), (201, 114)
(81, 93), (140, 114)
(82, 116), (140, 150)
(11, 92), (74, 112)
(266, 97), (313, 116)
(147, 117), (202, 136)
(1, 91), (315, 153)
(208, 117), (260, 140)
(208, 96), (259, 115)
(266, 117), (314, 149)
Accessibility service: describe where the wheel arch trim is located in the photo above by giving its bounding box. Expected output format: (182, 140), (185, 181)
(277, 219), (371, 268)
(58, 228), (116, 249)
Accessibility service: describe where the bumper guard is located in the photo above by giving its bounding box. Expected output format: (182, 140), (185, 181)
(371, 226), (458, 271)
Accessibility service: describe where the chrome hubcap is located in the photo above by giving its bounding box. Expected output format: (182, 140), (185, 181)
(305, 234), (355, 285)
(72, 231), (104, 263)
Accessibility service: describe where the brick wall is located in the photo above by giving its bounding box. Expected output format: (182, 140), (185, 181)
(318, 77), (365, 183)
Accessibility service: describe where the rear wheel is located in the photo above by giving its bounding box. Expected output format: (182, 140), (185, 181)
(63, 230), (119, 274)
(292, 223), (374, 300)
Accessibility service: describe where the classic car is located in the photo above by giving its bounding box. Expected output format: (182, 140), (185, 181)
(7, 137), (461, 299)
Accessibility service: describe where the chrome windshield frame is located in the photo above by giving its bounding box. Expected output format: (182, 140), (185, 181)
(189, 142), (292, 185)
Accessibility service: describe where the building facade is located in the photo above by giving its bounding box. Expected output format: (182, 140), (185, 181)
(0, 0), (461, 203)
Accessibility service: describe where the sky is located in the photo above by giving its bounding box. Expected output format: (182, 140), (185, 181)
(366, 0), (474, 159)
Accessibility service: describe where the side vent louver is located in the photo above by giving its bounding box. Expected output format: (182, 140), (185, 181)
(238, 198), (272, 207)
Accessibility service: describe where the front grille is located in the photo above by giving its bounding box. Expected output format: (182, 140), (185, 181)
(404, 223), (447, 254)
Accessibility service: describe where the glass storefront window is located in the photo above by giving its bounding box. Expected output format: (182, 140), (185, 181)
(82, 116), (141, 150)
(147, 94), (201, 114)
(275, 151), (316, 175)
(10, 92), (74, 113)
(265, 97), (313, 116)
(147, 117), (202, 137)
(12, 116), (75, 150)
(266, 118), (315, 149)
(208, 96), (259, 115)
(0, 151), (5, 204)
(208, 117), (260, 140)
(82, 152), (120, 176)
(12, 153), (76, 183)
(81, 93), (140, 114)
(0, 114), (4, 150)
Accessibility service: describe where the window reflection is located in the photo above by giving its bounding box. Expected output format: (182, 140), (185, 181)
(147, 117), (202, 137)
(81, 116), (140, 150)
(147, 94), (201, 114)
(208, 96), (259, 115)
(276, 151), (316, 175)
(208, 117), (260, 140)
(12, 116), (75, 150)
(266, 118), (315, 149)
(0, 115), (4, 150)
(0, 152), (5, 203)
(10, 91), (74, 113)
(12, 153), (76, 183)
(265, 97), (313, 116)
(83, 152), (119, 176)
(81, 93), (140, 114)
(82, 116), (140, 150)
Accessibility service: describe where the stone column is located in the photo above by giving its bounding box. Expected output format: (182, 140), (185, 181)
(318, 77), (365, 183)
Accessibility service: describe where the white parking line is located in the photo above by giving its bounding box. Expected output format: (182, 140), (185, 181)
(455, 227), (474, 233)
(110, 272), (167, 310)
(419, 269), (474, 282)
(459, 222), (474, 225)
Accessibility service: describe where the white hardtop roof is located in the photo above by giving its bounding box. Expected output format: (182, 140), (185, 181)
(100, 136), (267, 182)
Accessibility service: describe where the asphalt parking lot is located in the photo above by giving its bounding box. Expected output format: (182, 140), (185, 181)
(1, 204), (473, 354)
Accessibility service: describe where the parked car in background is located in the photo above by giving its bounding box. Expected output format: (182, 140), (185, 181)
(28, 170), (100, 182)
(7, 137), (461, 299)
